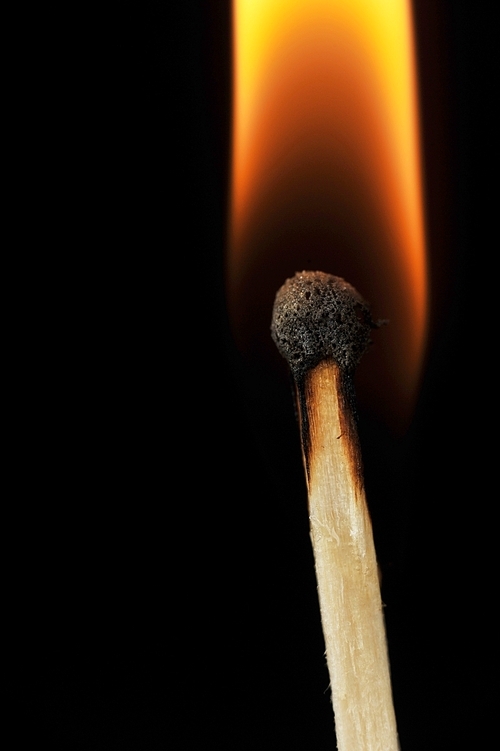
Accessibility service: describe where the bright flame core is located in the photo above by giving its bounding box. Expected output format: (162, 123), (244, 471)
(229, 0), (428, 427)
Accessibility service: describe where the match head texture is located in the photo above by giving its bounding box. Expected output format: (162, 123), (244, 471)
(271, 271), (375, 379)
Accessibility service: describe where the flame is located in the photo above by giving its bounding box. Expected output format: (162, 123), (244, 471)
(228, 0), (428, 428)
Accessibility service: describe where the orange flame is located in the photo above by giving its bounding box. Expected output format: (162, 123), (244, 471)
(228, 0), (428, 429)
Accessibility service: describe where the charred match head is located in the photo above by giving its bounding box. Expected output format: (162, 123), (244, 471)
(271, 271), (376, 380)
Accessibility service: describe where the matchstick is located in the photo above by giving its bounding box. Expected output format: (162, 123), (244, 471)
(271, 271), (399, 751)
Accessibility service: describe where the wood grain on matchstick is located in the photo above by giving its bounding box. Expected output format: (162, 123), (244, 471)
(271, 271), (399, 751)
(300, 360), (398, 751)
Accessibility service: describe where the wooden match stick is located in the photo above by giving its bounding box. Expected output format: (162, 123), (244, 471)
(271, 271), (399, 751)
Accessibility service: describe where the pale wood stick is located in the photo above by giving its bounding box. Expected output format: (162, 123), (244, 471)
(299, 359), (398, 751)
(271, 271), (399, 751)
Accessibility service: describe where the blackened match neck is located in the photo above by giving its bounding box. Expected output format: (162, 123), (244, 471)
(295, 360), (364, 496)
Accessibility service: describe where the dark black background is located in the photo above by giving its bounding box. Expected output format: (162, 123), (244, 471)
(19, 2), (489, 749)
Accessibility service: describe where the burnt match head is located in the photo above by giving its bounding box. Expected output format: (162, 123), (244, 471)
(271, 271), (376, 379)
